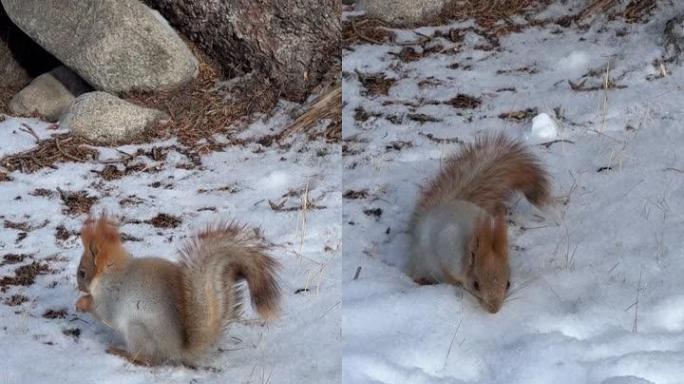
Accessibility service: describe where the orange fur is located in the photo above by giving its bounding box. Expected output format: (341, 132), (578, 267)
(177, 221), (280, 357)
(417, 134), (550, 216)
(80, 214), (128, 279)
(411, 134), (548, 314)
(76, 214), (281, 365)
(492, 214), (508, 257)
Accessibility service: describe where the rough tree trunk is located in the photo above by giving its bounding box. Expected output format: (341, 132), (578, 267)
(143, 0), (340, 102)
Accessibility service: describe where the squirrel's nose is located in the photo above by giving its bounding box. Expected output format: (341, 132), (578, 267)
(482, 299), (502, 314)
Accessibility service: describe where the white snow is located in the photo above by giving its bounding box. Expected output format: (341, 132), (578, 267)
(0, 109), (340, 383)
(0, 117), (67, 157)
(343, 3), (684, 384)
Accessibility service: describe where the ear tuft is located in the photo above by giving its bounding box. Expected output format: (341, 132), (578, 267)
(80, 213), (124, 271)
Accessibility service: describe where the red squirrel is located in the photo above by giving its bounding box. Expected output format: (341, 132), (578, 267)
(75, 214), (280, 366)
(408, 134), (550, 313)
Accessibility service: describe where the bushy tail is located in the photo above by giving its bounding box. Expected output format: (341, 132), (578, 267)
(418, 134), (550, 215)
(177, 222), (280, 357)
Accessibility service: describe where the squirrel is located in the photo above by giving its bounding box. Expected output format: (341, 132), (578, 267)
(408, 134), (550, 314)
(74, 214), (280, 366)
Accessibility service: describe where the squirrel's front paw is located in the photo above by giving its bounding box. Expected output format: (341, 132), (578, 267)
(75, 294), (93, 312)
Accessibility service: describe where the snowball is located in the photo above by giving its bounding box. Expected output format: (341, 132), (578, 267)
(557, 51), (590, 74)
(530, 113), (559, 140)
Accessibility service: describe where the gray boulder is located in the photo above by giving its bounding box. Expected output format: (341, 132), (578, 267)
(0, 40), (30, 88)
(1, 0), (198, 93)
(358, 0), (448, 25)
(8, 66), (88, 121)
(60, 91), (168, 145)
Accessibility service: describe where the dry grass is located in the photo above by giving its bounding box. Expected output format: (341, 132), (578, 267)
(343, 17), (395, 48)
(577, 0), (617, 21)
(440, 0), (550, 28)
(0, 64), (338, 177)
(276, 86), (341, 145)
(624, 0), (656, 23)
(123, 63), (278, 151)
(0, 134), (98, 174)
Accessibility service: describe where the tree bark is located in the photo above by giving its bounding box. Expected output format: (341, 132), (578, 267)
(143, 0), (340, 102)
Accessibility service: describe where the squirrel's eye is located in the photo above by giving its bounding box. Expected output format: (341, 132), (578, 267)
(78, 270), (86, 278)
(506, 281), (511, 290)
(473, 281), (480, 291)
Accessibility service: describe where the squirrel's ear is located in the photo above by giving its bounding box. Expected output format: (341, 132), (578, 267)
(492, 214), (508, 257)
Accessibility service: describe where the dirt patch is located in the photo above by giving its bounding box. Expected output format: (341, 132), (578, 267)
(54, 225), (76, 241)
(62, 328), (81, 340)
(268, 188), (327, 212)
(146, 213), (182, 229)
(1, 253), (30, 266)
(3, 220), (30, 232)
(447, 94), (482, 109)
(419, 132), (464, 144)
(98, 165), (125, 181)
(120, 233), (143, 242)
(56, 188), (97, 216)
(353, 107), (382, 123)
(0, 261), (50, 291)
(391, 47), (424, 62)
(624, 0), (656, 23)
(119, 195), (144, 208)
(363, 208), (383, 218)
(406, 114), (442, 124)
(30, 188), (57, 198)
(498, 107), (538, 122)
(496, 66), (538, 75)
(385, 141), (414, 152)
(3, 294), (28, 306)
(43, 309), (68, 319)
(3, 219), (48, 232)
(357, 72), (396, 97)
(343, 189), (369, 200)
(198, 184), (241, 194)
(343, 17), (395, 48)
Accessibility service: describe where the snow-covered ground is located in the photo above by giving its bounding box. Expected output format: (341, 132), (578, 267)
(0, 112), (340, 383)
(343, 2), (684, 384)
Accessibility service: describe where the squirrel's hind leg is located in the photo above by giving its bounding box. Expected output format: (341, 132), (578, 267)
(121, 321), (177, 366)
(106, 345), (155, 366)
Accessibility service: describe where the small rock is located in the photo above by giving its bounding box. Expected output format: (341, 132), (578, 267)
(1, 0), (198, 93)
(60, 92), (168, 145)
(9, 66), (89, 121)
(358, 0), (447, 25)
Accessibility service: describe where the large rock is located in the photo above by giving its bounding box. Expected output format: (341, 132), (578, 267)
(358, 0), (448, 25)
(1, 0), (198, 93)
(60, 92), (168, 145)
(9, 66), (90, 121)
(0, 40), (30, 88)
